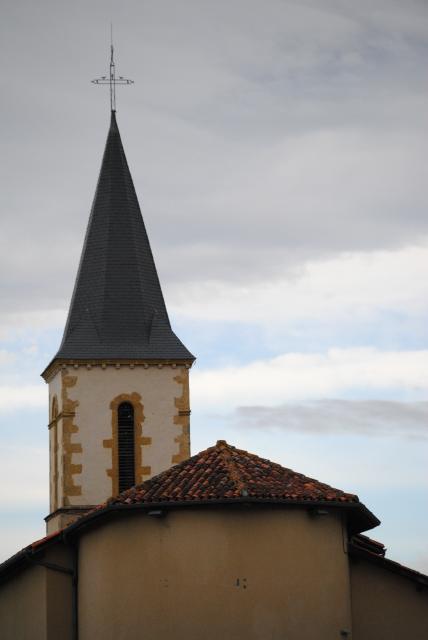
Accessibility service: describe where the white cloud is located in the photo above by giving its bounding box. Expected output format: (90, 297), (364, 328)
(0, 309), (65, 341)
(0, 447), (48, 505)
(0, 444), (48, 562)
(192, 348), (428, 409)
(1, 1), (428, 321)
(0, 350), (16, 366)
(170, 242), (428, 326)
(22, 344), (39, 356)
(0, 385), (46, 412)
(2, 241), (426, 340)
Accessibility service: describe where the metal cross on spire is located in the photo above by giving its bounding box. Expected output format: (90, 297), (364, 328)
(92, 26), (134, 112)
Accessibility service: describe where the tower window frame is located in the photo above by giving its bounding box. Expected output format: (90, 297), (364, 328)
(107, 392), (146, 497)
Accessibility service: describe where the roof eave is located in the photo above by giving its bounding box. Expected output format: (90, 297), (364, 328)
(349, 541), (428, 588)
(41, 356), (196, 382)
(0, 498), (379, 583)
(0, 530), (63, 585)
(62, 496), (380, 538)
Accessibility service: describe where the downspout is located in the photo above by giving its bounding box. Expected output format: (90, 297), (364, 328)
(70, 541), (79, 640)
(342, 513), (353, 639)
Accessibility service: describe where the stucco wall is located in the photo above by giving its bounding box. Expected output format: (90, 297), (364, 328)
(48, 369), (63, 416)
(47, 364), (190, 517)
(0, 545), (73, 640)
(45, 545), (74, 640)
(78, 507), (352, 640)
(351, 556), (428, 640)
(0, 565), (47, 640)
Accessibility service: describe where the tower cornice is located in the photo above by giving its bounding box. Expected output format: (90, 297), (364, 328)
(41, 358), (194, 383)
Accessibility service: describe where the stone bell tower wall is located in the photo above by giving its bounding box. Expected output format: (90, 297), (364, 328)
(46, 362), (191, 533)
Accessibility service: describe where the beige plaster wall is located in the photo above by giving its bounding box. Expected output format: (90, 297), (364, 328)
(45, 545), (74, 640)
(351, 557), (428, 639)
(0, 565), (47, 640)
(48, 371), (63, 416)
(47, 510), (87, 534)
(47, 364), (190, 514)
(0, 545), (73, 640)
(78, 507), (352, 640)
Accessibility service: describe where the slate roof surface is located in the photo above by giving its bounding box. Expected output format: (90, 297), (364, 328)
(51, 111), (194, 363)
(106, 440), (359, 506)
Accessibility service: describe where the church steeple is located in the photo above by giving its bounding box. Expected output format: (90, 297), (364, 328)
(42, 109), (194, 534)
(50, 111), (193, 365)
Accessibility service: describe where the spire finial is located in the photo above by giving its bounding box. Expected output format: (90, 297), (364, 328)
(92, 26), (134, 112)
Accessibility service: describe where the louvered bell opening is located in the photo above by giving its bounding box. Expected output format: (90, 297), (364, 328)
(118, 402), (135, 493)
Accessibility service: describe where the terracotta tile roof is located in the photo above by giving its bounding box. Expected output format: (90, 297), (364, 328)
(0, 441), (383, 581)
(30, 530), (62, 550)
(107, 440), (359, 506)
(352, 533), (386, 557)
(349, 536), (428, 588)
(0, 531), (64, 584)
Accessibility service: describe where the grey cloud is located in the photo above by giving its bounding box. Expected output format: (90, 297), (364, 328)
(1, 0), (428, 316)
(233, 400), (428, 438)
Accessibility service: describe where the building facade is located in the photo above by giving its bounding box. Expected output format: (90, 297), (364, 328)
(0, 108), (427, 639)
(0, 441), (427, 639)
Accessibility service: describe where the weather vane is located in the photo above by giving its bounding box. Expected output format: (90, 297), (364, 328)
(92, 25), (134, 112)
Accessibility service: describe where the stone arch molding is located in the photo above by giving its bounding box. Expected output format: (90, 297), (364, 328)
(50, 395), (59, 511)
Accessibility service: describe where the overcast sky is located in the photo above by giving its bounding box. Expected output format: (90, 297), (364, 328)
(1, 0), (428, 571)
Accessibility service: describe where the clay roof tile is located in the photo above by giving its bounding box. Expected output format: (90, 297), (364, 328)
(107, 440), (359, 508)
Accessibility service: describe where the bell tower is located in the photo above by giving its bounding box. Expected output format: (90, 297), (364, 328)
(42, 109), (194, 533)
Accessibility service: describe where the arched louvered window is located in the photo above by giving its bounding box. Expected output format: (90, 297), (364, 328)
(118, 402), (135, 493)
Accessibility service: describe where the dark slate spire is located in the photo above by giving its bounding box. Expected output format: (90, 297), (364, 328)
(51, 112), (194, 363)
